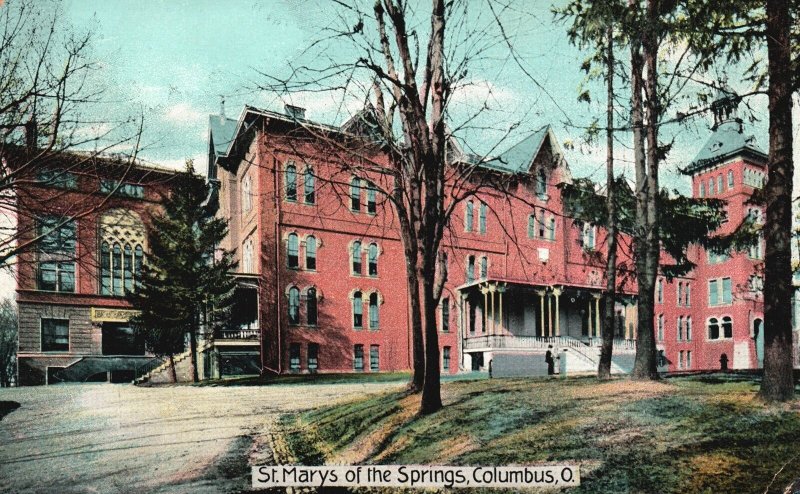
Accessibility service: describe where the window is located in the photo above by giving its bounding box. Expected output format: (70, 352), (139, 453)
(441, 298), (450, 333)
(304, 166), (315, 204)
(717, 175), (723, 193)
(366, 182), (377, 214)
(722, 278), (732, 304)
(350, 178), (361, 211)
(536, 168), (547, 198)
(708, 317), (720, 339)
(369, 292), (379, 329)
(285, 164), (297, 201)
(699, 182), (705, 197)
(370, 345), (380, 371)
(677, 282), (683, 306)
(536, 209), (545, 238)
(352, 241), (362, 275)
(657, 314), (664, 341)
(289, 343), (301, 371)
(686, 350), (692, 369)
(99, 210), (145, 296)
(466, 256), (475, 283)
(100, 179), (144, 199)
(708, 178), (715, 195)
(41, 318), (69, 352)
(288, 287), (300, 325)
(354, 344), (364, 371)
(528, 214), (535, 239)
(353, 291), (363, 328)
(479, 203), (487, 234)
(728, 170), (734, 189)
(708, 277), (732, 306)
(242, 238), (254, 273)
(748, 235), (763, 259)
(581, 223), (596, 250)
(678, 350), (684, 369)
(443, 346), (451, 371)
(677, 316), (683, 341)
(38, 216), (76, 293)
(657, 278), (663, 304)
(480, 256), (488, 279)
(305, 236), (317, 270)
(368, 243), (378, 277)
(37, 168), (77, 189)
(686, 317), (692, 341)
(722, 316), (733, 338)
(308, 343), (319, 371)
(241, 174), (252, 213)
(708, 248), (730, 264)
(465, 201), (474, 232)
(548, 215), (556, 241)
(685, 284), (691, 306)
(287, 233), (299, 269)
(306, 287), (318, 326)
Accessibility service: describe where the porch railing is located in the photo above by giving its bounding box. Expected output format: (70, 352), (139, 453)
(215, 329), (260, 340)
(463, 334), (636, 352)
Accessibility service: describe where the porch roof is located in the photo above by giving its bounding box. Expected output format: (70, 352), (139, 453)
(456, 276), (637, 297)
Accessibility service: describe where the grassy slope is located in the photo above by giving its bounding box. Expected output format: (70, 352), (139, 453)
(280, 375), (800, 493)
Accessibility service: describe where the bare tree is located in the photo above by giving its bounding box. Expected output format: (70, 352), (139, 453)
(0, 298), (16, 387)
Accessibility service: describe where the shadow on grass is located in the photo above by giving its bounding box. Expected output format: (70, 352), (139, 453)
(0, 401), (20, 421)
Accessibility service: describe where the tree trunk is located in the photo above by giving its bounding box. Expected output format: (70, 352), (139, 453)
(760, 0), (794, 402)
(599, 25), (617, 380)
(407, 261), (425, 392)
(630, 0), (658, 379)
(188, 328), (199, 383)
(420, 272), (442, 414)
(168, 354), (177, 383)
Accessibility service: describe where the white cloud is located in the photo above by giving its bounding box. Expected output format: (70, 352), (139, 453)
(155, 153), (208, 174)
(163, 102), (205, 126)
(449, 79), (515, 108)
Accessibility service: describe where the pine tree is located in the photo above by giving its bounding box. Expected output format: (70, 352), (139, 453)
(129, 161), (237, 383)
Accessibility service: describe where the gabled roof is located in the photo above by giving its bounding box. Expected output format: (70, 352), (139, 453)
(683, 120), (767, 174)
(482, 125), (550, 174)
(208, 115), (239, 159)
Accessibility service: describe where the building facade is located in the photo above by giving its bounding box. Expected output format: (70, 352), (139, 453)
(14, 152), (175, 385)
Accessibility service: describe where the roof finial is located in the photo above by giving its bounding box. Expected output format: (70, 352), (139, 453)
(219, 95), (226, 122)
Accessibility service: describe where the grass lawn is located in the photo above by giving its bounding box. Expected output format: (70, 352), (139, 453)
(278, 374), (800, 493)
(195, 371), (413, 386)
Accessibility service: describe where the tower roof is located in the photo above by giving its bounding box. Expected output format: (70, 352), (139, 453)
(682, 120), (766, 175)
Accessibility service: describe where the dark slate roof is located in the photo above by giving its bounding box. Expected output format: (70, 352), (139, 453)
(209, 115), (239, 158)
(481, 125), (550, 173)
(683, 120), (766, 174)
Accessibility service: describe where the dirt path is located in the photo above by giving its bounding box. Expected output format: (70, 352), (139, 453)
(0, 382), (400, 493)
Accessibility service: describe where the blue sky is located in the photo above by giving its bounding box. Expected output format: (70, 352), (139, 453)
(61, 1), (776, 193)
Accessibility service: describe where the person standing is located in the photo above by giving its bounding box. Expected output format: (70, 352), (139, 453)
(545, 345), (555, 375)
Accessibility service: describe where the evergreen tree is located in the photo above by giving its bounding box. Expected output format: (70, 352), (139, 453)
(129, 161), (237, 383)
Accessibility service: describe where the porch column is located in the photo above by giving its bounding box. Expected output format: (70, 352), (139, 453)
(587, 298), (593, 337)
(489, 283), (497, 335)
(593, 293), (601, 338)
(552, 287), (562, 337)
(547, 290), (553, 337)
(461, 293), (468, 336)
(481, 285), (489, 334)
(535, 289), (546, 337)
(497, 283), (505, 334)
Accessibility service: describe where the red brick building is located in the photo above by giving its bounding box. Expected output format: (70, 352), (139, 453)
(208, 101), (775, 377)
(14, 152), (176, 385)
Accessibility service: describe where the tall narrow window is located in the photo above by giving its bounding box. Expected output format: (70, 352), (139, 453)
(123, 244), (133, 293)
(722, 277), (732, 304)
(686, 317), (692, 341)
(352, 241), (362, 275)
(289, 343), (301, 371)
(677, 282), (683, 306)
(285, 163), (297, 201)
(727, 170), (734, 189)
(536, 168), (547, 197)
(352, 291), (363, 328)
(709, 279), (719, 306)
(722, 316), (733, 338)
(678, 350), (684, 369)
(441, 298), (450, 333)
(708, 317), (720, 339)
(548, 215), (556, 240)
(369, 292), (379, 329)
(538, 209), (546, 238)
(354, 344), (364, 371)
(677, 316), (683, 341)
(465, 201), (474, 232)
(287, 233), (299, 268)
(717, 174), (723, 193)
(479, 203), (487, 234)
(685, 284), (691, 306)
(367, 182), (377, 214)
(241, 174), (252, 213)
(304, 165), (315, 204)
(708, 178), (714, 195)
(112, 244), (122, 296)
(686, 350), (692, 369)
(370, 345), (379, 371)
(466, 256), (475, 283)
(306, 287), (318, 326)
(700, 182), (705, 197)
(368, 243), (378, 277)
(101, 242), (111, 295)
(288, 287), (300, 325)
(38, 217), (76, 293)
(657, 278), (663, 304)
(443, 346), (451, 371)
(528, 214), (535, 239)
(305, 236), (317, 270)
(308, 343), (319, 371)
(657, 314), (664, 341)
(480, 256), (488, 279)
(350, 178), (361, 211)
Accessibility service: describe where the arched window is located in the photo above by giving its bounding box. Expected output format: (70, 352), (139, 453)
(657, 278), (663, 304)
(369, 292), (379, 329)
(708, 178), (715, 195)
(305, 236), (316, 270)
(352, 241), (362, 275)
(699, 182), (705, 197)
(536, 168), (547, 197)
(722, 316), (733, 338)
(479, 203), (487, 233)
(686, 317), (692, 341)
(717, 174), (723, 193)
(527, 214), (535, 238)
(306, 287), (317, 326)
(353, 291), (363, 328)
(99, 210), (146, 296)
(287, 233), (299, 268)
(288, 287), (300, 325)
(241, 174), (252, 212)
(538, 209), (546, 238)
(350, 178), (361, 211)
(480, 256), (488, 279)
(242, 238), (254, 273)
(367, 182), (377, 214)
(708, 317), (720, 340)
(304, 165), (315, 204)
(548, 215), (556, 240)
(677, 316), (683, 341)
(465, 201), (474, 232)
(368, 243), (378, 276)
(728, 170), (734, 188)
(285, 163), (297, 201)
(466, 255), (475, 283)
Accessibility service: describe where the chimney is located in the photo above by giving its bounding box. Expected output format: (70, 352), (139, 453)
(24, 117), (37, 152)
(284, 104), (306, 120)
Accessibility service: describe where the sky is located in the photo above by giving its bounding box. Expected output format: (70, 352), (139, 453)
(58, 0), (781, 193)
